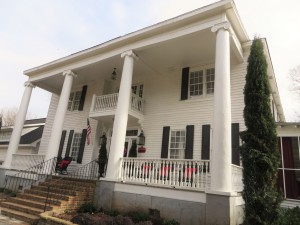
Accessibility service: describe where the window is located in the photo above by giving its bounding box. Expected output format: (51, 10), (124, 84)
(189, 67), (214, 97)
(131, 84), (144, 98)
(70, 133), (82, 162)
(68, 91), (82, 111)
(169, 130), (186, 159)
(277, 137), (300, 200)
(0, 130), (12, 141)
(189, 71), (203, 96)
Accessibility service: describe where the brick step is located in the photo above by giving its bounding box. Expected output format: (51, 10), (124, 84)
(40, 180), (95, 190)
(31, 185), (77, 196)
(8, 197), (53, 211)
(1, 207), (39, 225)
(18, 193), (61, 206)
(24, 189), (69, 201)
(50, 176), (97, 185)
(1, 201), (44, 215)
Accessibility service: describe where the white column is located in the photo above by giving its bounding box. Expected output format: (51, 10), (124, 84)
(106, 50), (137, 180)
(45, 70), (76, 160)
(210, 21), (232, 192)
(3, 81), (35, 168)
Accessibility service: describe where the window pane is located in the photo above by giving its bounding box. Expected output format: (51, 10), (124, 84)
(206, 68), (215, 95)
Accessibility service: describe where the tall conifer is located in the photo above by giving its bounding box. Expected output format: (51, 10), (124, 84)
(240, 38), (282, 225)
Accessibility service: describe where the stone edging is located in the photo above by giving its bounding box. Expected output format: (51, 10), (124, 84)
(40, 211), (76, 225)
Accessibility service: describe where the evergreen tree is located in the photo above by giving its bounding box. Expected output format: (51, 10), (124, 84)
(240, 38), (282, 225)
(98, 137), (108, 177)
(128, 141), (137, 157)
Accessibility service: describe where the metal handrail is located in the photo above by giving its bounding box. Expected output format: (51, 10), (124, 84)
(3, 157), (57, 194)
(44, 159), (99, 212)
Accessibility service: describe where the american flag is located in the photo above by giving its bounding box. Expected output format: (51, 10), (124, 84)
(86, 118), (91, 145)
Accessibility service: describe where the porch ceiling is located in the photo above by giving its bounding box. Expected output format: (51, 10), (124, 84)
(31, 28), (240, 94)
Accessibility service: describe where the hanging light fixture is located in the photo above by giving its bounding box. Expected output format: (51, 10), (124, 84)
(138, 130), (145, 146)
(111, 68), (117, 80)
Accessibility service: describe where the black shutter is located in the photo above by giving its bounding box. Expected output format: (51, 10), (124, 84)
(161, 126), (170, 158)
(65, 130), (74, 158)
(77, 129), (87, 163)
(201, 125), (210, 160)
(181, 67), (189, 100)
(78, 85), (87, 111)
(232, 123), (240, 166)
(185, 125), (194, 159)
(57, 130), (66, 159)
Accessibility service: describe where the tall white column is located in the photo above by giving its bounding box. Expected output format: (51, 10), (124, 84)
(211, 21), (232, 192)
(3, 81), (35, 168)
(106, 50), (136, 180)
(45, 70), (76, 160)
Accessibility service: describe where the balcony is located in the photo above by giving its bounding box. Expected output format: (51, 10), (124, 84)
(89, 93), (145, 121)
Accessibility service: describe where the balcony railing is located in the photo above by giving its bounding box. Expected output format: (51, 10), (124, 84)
(120, 158), (210, 190)
(91, 93), (144, 115)
(231, 165), (243, 192)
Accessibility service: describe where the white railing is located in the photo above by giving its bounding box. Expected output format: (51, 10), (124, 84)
(131, 94), (144, 113)
(93, 93), (118, 112)
(120, 158), (210, 190)
(11, 154), (45, 170)
(92, 93), (144, 114)
(232, 164), (243, 192)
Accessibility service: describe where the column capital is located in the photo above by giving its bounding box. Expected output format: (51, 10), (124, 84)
(24, 81), (35, 88)
(121, 50), (138, 59)
(62, 70), (77, 78)
(211, 21), (231, 33)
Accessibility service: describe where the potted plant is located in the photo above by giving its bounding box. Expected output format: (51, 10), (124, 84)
(128, 141), (137, 157)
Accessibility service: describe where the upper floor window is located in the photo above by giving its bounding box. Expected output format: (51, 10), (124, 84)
(189, 68), (215, 97)
(68, 90), (82, 111)
(131, 84), (144, 98)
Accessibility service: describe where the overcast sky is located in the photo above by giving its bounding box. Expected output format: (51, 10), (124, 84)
(0, 0), (299, 121)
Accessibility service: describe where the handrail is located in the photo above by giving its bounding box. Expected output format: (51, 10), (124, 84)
(3, 157), (57, 194)
(44, 159), (99, 212)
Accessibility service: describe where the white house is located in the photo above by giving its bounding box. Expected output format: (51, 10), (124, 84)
(0, 118), (45, 168)
(2, 0), (298, 224)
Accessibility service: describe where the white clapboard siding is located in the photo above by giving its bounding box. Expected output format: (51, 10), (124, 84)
(38, 81), (104, 165)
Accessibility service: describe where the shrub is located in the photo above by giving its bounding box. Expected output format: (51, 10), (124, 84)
(162, 219), (180, 225)
(278, 207), (300, 225)
(77, 202), (97, 213)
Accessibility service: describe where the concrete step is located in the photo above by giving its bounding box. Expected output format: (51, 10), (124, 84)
(1, 207), (39, 225)
(1, 202), (43, 216)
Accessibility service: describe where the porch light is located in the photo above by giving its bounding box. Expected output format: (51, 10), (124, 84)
(111, 68), (117, 80)
(138, 130), (145, 146)
(100, 133), (107, 145)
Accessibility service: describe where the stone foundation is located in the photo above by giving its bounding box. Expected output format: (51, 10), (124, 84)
(93, 180), (244, 225)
